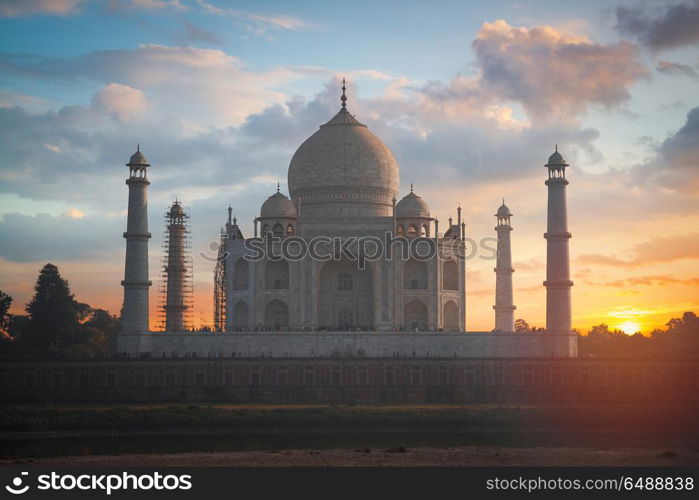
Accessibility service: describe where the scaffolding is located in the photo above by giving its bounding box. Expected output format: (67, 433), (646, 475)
(213, 226), (227, 332)
(157, 201), (194, 331)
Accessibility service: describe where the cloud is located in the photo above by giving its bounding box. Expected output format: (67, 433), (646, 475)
(1, 19), (639, 134)
(0, 90), (52, 113)
(0, 0), (83, 17)
(0, 212), (119, 262)
(196, 0), (311, 33)
(616, 0), (699, 50)
(577, 253), (636, 268)
(63, 208), (85, 218)
(91, 83), (149, 122)
(578, 233), (699, 268)
(179, 20), (222, 45)
(0, 44), (305, 127)
(632, 106), (699, 194)
(659, 106), (699, 168)
(513, 259), (545, 271)
(469, 20), (648, 122)
(632, 232), (699, 263)
(592, 275), (699, 288)
(656, 60), (697, 77)
(0, 81), (311, 211)
(627, 275), (699, 286)
(128, 0), (185, 10)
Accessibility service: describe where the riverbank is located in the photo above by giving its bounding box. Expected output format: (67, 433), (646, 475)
(2, 404), (697, 465)
(3, 403), (698, 432)
(5, 446), (698, 467)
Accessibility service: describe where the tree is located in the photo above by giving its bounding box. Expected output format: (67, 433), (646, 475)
(25, 263), (81, 353)
(83, 308), (120, 353)
(0, 290), (11, 338)
(0, 265), (122, 357)
(514, 319), (530, 332)
(588, 324), (608, 337)
(667, 312), (699, 333)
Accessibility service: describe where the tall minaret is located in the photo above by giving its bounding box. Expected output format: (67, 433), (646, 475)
(493, 201), (515, 332)
(121, 146), (152, 335)
(544, 146), (573, 334)
(164, 200), (189, 332)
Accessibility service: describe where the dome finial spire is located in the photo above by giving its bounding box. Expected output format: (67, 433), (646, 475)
(137, 143), (140, 152)
(341, 78), (347, 110)
(555, 143), (558, 152)
(410, 182), (414, 193)
(276, 182), (280, 193)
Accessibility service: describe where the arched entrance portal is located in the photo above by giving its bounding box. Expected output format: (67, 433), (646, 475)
(404, 299), (428, 330)
(264, 299), (289, 330)
(443, 300), (459, 330)
(319, 260), (374, 330)
(232, 300), (249, 329)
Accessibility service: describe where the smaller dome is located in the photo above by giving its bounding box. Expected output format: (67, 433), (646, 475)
(496, 203), (512, 217)
(396, 191), (430, 218)
(127, 148), (149, 167)
(169, 201), (185, 217)
(260, 191), (297, 219)
(546, 148), (568, 167)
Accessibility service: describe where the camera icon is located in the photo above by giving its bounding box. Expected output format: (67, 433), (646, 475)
(5, 472), (29, 495)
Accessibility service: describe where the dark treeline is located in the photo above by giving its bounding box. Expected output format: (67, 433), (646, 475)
(515, 314), (699, 359)
(576, 314), (699, 359)
(0, 263), (119, 357)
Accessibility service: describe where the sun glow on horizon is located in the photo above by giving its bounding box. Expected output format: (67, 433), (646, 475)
(617, 320), (642, 335)
(607, 307), (653, 335)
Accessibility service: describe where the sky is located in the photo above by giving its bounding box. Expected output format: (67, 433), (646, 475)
(0, 0), (698, 334)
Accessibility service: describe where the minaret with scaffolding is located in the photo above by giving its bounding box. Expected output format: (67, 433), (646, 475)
(158, 200), (193, 331)
(213, 207), (231, 331)
(214, 206), (244, 332)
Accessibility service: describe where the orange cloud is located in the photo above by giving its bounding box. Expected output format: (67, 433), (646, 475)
(578, 233), (699, 268)
(472, 20), (648, 122)
(0, 0), (83, 17)
(91, 83), (149, 123)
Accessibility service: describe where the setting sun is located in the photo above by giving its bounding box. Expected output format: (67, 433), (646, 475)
(618, 321), (642, 335)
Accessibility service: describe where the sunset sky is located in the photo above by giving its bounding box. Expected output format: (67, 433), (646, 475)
(1, 0), (698, 334)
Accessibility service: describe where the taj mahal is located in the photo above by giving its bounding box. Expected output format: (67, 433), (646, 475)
(117, 81), (577, 359)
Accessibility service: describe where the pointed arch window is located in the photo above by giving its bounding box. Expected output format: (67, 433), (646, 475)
(338, 272), (353, 291)
(338, 307), (354, 329)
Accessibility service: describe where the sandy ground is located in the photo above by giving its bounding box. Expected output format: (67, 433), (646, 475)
(5, 447), (699, 467)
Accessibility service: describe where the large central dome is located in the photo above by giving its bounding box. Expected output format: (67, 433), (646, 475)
(288, 88), (399, 218)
